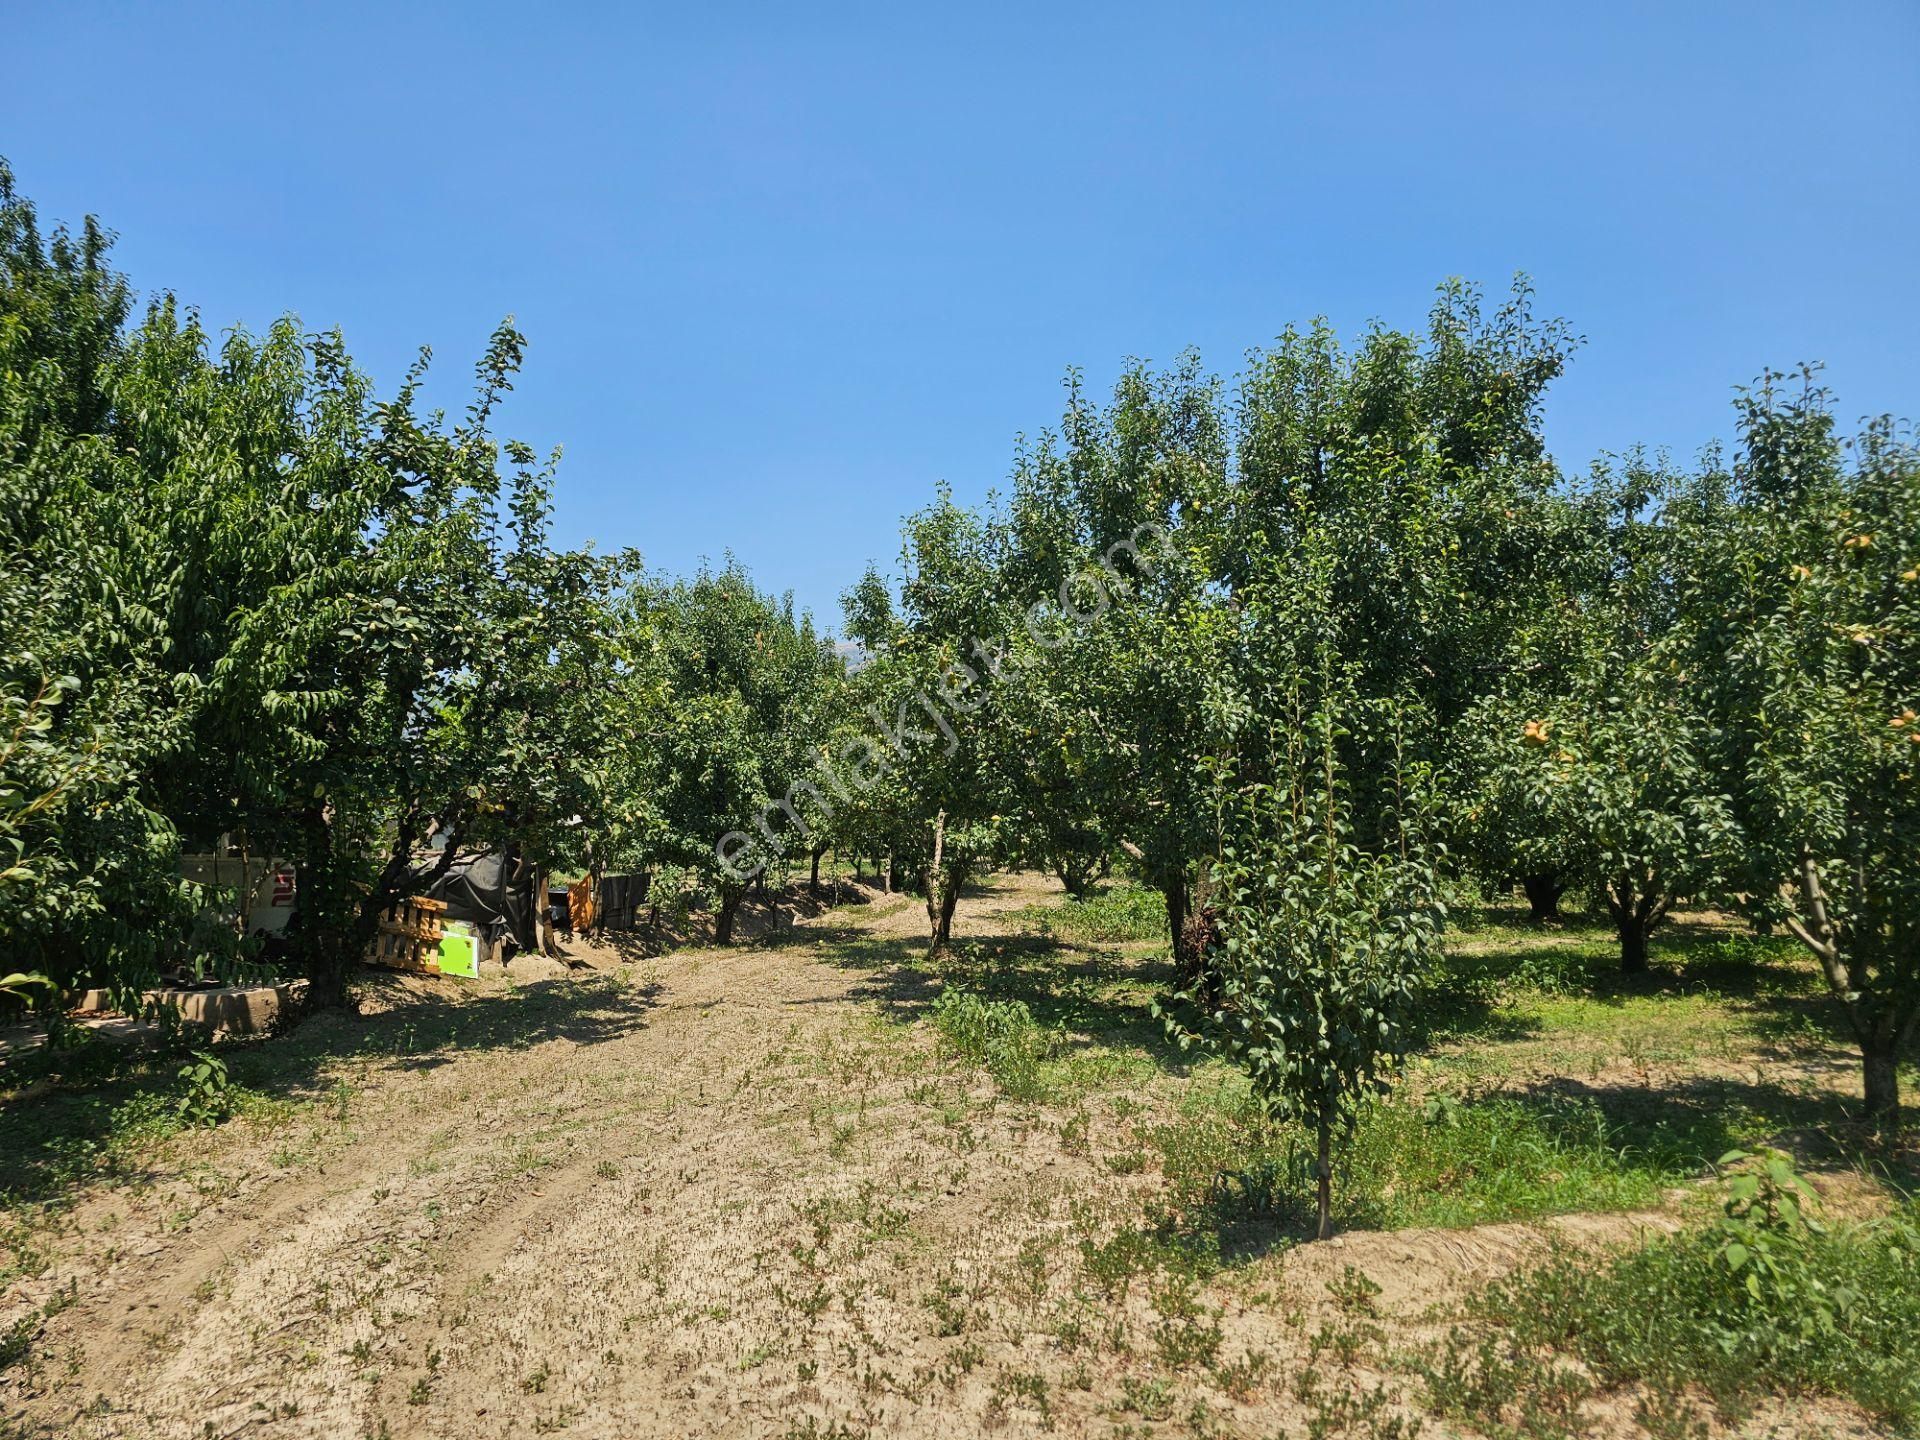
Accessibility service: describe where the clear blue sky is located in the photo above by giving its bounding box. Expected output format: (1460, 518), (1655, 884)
(7, 2), (1916, 626)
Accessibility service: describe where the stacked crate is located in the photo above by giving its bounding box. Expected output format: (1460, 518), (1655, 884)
(367, 896), (447, 971)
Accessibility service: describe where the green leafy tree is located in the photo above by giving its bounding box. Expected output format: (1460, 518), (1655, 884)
(424, 451), (641, 936)
(856, 491), (1026, 948)
(1473, 655), (1738, 974)
(1465, 465), (1740, 971)
(1003, 359), (1231, 958)
(1174, 558), (1444, 1241)
(1445, 484), (1601, 922)
(634, 563), (841, 941)
(1227, 282), (1581, 953)
(1680, 372), (1920, 1125)
(1225, 284), (1576, 738)
(170, 317), (605, 1003)
(0, 162), (203, 1001)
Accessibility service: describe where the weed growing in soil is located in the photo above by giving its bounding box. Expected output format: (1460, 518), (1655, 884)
(1411, 1328), (1595, 1439)
(929, 988), (1057, 1100)
(990, 1367), (1055, 1428)
(174, 1050), (233, 1128)
(1446, 1153), (1920, 1431)
(1148, 1272), (1224, 1369)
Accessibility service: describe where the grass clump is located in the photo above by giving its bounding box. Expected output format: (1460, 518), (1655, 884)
(1017, 884), (1167, 944)
(1144, 1085), (1686, 1248)
(1343, 1090), (1684, 1228)
(1451, 1149), (1920, 1431)
(929, 988), (1056, 1100)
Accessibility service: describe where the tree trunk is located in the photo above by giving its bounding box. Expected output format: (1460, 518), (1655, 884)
(297, 870), (352, 1010)
(936, 854), (967, 946)
(295, 807), (354, 1011)
(306, 944), (353, 1009)
(1616, 918), (1648, 974)
(1862, 1039), (1901, 1130)
(1314, 1120), (1334, 1242)
(926, 810), (947, 948)
(1521, 872), (1565, 923)
(1163, 875), (1189, 964)
(1053, 853), (1096, 899)
(713, 885), (744, 945)
(1606, 873), (1664, 975)
(883, 850), (894, 894)
(1782, 849), (1908, 1133)
(538, 870), (560, 956)
(809, 846), (824, 896)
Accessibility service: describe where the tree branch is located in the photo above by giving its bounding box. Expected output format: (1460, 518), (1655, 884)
(1784, 847), (1852, 998)
(1797, 843), (1837, 945)
(1783, 914), (1837, 966)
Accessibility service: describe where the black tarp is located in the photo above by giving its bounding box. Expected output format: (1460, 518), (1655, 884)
(411, 850), (539, 952)
(597, 873), (650, 930)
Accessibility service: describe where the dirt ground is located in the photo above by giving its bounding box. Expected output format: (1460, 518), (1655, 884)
(0, 875), (1878, 1440)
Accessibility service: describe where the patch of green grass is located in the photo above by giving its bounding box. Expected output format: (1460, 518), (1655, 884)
(1411, 919), (1916, 1183)
(0, 1050), (284, 1216)
(1344, 1090), (1691, 1228)
(1077, 1205), (1222, 1293)
(1432, 921), (1825, 1028)
(1140, 1082), (1692, 1252)
(928, 988), (1057, 1100)
(884, 935), (1186, 1098)
(1447, 1161), (1920, 1433)
(888, 900), (1904, 1265)
(1015, 884), (1167, 944)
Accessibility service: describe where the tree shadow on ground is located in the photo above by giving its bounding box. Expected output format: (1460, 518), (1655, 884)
(0, 971), (663, 1212)
(342, 970), (663, 1065)
(1426, 915), (1859, 1049)
(1110, 1110), (1332, 1266)
(1408, 973), (1538, 1049)
(1496, 1071), (1920, 1190)
(556, 876), (879, 962)
(797, 917), (1201, 1078)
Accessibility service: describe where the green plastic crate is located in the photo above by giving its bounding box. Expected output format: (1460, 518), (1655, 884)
(437, 931), (479, 979)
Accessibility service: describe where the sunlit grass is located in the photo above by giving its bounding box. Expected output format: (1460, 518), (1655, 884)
(1011, 882), (1168, 944)
(900, 884), (1915, 1241)
(1142, 1079), (1687, 1243)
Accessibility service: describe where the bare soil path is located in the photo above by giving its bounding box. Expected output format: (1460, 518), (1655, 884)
(0, 876), (1873, 1439)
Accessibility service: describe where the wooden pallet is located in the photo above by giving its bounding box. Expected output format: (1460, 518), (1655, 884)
(367, 896), (447, 971)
